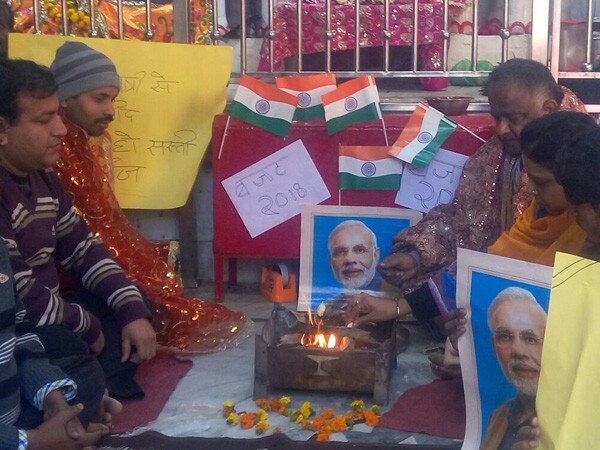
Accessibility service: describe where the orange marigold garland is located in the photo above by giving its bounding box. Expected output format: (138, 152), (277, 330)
(221, 397), (381, 441)
(56, 120), (252, 353)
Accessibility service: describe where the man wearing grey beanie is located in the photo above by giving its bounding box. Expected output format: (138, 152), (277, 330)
(51, 41), (121, 188)
(48, 41), (157, 400)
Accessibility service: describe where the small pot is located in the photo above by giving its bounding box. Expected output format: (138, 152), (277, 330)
(426, 96), (472, 116)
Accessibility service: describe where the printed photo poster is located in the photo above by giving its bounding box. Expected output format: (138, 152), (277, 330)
(298, 205), (422, 311)
(456, 249), (553, 450)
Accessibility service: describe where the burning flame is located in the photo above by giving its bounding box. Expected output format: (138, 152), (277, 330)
(301, 331), (337, 348)
(301, 307), (347, 350)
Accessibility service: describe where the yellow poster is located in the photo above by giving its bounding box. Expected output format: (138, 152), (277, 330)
(537, 252), (600, 449)
(9, 34), (232, 209)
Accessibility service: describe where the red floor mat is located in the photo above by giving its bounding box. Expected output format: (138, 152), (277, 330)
(110, 352), (193, 433)
(378, 379), (465, 439)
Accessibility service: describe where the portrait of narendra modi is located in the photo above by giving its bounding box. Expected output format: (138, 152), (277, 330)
(297, 205), (421, 311)
(455, 249), (553, 450)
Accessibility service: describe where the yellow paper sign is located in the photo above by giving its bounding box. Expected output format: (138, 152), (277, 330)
(9, 34), (232, 209)
(537, 252), (600, 449)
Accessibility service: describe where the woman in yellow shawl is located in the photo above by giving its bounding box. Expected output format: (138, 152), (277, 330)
(486, 111), (594, 265)
(443, 112), (596, 348)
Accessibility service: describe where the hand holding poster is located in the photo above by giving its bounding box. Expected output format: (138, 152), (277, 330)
(456, 249), (552, 450)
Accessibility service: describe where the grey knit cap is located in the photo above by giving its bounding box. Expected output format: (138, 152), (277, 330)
(50, 41), (121, 101)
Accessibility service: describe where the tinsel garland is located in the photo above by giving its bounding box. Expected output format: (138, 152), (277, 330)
(56, 119), (251, 353)
(12, 0), (211, 43)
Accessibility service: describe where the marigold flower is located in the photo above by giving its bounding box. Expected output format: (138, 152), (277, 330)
(370, 404), (381, 415)
(255, 398), (268, 409)
(321, 408), (335, 420)
(240, 412), (256, 429)
(317, 431), (331, 442)
(273, 427), (283, 434)
(256, 409), (268, 422)
(226, 412), (240, 426)
(267, 398), (281, 411)
(354, 409), (365, 420)
(364, 409), (379, 427)
(222, 401), (236, 418)
(288, 409), (301, 422)
(299, 401), (313, 418)
(350, 400), (364, 410)
(311, 417), (326, 431)
(279, 396), (291, 406)
(255, 420), (269, 435)
(330, 416), (348, 432)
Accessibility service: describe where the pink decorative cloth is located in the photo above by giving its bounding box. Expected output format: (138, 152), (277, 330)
(258, 0), (466, 71)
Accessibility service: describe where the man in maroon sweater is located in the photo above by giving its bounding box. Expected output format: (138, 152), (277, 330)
(0, 58), (156, 399)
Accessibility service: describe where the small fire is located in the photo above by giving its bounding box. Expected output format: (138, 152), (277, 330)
(301, 332), (337, 349)
(301, 308), (349, 350)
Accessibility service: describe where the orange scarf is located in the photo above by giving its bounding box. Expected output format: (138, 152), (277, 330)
(488, 200), (587, 266)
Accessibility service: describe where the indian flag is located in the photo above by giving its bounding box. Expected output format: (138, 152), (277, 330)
(276, 74), (337, 121)
(339, 145), (404, 190)
(229, 74), (298, 137)
(322, 76), (382, 135)
(389, 102), (457, 167)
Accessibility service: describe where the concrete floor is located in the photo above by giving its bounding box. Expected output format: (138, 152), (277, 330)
(133, 284), (461, 446)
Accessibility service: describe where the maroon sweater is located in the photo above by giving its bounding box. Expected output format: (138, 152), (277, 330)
(0, 166), (151, 343)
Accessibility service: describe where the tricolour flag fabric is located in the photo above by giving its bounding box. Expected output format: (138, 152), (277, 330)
(229, 74), (298, 137)
(321, 76), (382, 135)
(339, 145), (403, 190)
(276, 74), (337, 121)
(388, 102), (457, 168)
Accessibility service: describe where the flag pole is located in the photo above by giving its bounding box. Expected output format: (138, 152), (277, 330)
(381, 117), (389, 146)
(338, 189), (342, 206)
(217, 115), (231, 160)
(455, 122), (486, 143)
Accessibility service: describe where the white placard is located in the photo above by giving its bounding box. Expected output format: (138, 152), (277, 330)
(395, 148), (469, 213)
(221, 140), (331, 238)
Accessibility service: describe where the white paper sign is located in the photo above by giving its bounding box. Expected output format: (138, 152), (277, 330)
(222, 140), (331, 238)
(395, 148), (469, 213)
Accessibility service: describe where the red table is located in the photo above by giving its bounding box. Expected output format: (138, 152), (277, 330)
(212, 113), (495, 301)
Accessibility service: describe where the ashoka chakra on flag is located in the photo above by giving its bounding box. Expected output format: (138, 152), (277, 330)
(417, 131), (433, 144)
(361, 162), (377, 177)
(344, 96), (358, 111)
(255, 99), (271, 115)
(297, 92), (312, 108)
